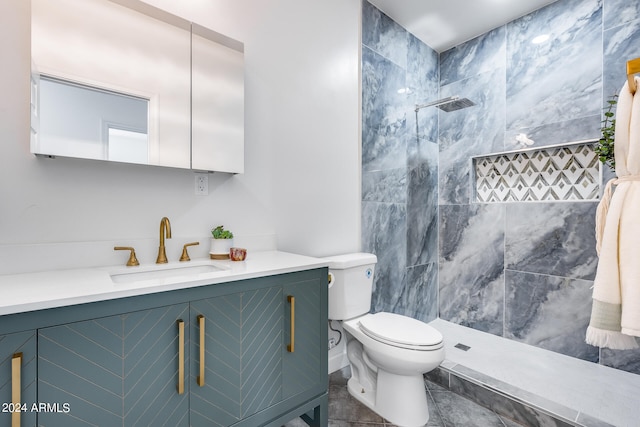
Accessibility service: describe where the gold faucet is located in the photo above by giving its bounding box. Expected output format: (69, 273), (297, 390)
(180, 242), (200, 262)
(114, 246), (140, 266)
(156, 217), (172, 264)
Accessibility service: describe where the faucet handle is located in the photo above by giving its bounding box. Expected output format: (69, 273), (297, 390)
(114, 246), (140, 266)
(180, 242), (200, 262)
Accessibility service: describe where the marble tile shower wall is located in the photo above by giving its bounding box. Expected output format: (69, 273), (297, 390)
(361, 0), (640, 375)
(361, 0), (440, 324)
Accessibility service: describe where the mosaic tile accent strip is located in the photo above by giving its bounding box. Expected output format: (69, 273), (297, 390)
(474, 142), (600, 203)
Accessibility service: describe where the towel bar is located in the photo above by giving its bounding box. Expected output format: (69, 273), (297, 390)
(627, 57), (640, 94)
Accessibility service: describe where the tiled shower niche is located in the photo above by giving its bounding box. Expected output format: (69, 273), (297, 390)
(473, 141), (601, 203)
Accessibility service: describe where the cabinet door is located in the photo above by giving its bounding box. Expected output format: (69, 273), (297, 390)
(123, 305), (190, 426)
(190, 286), (282, 427)
(191, 24), (244, 173)
(190, 293), (241, 427)
(0, 331), (36, 427)
(283, 278), (324, 399)
(38, 304), (189, 427)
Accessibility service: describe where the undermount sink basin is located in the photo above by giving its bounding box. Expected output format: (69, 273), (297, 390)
(110, 263), (229, 284)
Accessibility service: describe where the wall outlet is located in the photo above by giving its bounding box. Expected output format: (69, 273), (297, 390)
(195, 173), (208, 195)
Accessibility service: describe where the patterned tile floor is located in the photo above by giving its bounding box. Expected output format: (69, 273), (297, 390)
(287, 367), (525, 427)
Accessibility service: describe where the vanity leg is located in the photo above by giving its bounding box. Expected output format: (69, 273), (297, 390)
(300, 393), (328, 427)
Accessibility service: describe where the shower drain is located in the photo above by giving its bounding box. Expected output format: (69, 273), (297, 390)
(454, 343), (471, 351)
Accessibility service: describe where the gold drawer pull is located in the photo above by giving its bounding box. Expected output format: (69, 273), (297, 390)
(197, 315), (205, 387)
(177, 320), (185, 394)
(12, 353), (22, 427)
(287, 295), (295, 353)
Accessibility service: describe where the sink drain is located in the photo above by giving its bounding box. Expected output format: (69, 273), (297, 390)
(454, 343), (471, 351)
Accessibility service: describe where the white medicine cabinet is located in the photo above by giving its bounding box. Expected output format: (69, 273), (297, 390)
(30, 0), (245, 174)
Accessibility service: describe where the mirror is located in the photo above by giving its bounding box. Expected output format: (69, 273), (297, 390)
(36, 75), (149, 164)
(30, 0), (244, 172)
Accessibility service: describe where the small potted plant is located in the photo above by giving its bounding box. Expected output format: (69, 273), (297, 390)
(210, 225), (234, 259)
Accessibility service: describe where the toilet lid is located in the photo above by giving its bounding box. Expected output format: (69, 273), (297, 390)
(359, 312), (443, 349)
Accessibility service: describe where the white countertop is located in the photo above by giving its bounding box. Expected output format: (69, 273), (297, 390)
(0, 251), (328, 316)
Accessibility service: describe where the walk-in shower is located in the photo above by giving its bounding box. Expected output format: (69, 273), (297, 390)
(415, 96), (475, 113)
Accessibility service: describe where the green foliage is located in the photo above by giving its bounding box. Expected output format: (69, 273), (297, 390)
(211, 225), (234, 239)
(596, 94), (618, 169)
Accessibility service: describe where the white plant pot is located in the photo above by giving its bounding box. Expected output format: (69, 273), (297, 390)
(210, 238), (233, 259)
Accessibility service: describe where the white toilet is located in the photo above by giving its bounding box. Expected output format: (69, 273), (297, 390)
(326, 253), (444, 427)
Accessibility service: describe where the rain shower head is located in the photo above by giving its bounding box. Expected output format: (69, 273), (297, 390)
(414, 96), (475, 113)
(436, 97), (475, 112)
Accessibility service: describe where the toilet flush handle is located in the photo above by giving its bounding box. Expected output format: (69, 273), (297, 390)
(328, 272), (335, 288)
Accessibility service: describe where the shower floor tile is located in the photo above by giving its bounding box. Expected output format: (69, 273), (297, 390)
(430, 318), (640, 426)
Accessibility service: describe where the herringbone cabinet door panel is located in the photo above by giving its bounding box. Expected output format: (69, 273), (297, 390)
(39, 316), (123, 426)
(190, 294), (242, 427)
(240, 287), (283, 417)
(38, 304), (190, 427)
(283, 279), (322, 398)
(190, 287), (283, 427)
(124, 305), (190, 426)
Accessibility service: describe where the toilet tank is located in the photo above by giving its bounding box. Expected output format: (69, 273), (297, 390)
(324, 253), (377, 320)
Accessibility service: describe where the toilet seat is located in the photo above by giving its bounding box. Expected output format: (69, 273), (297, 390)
(358, 312), (443, 350)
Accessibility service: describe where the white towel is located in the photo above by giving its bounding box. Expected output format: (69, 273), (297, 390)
(586, 77), (640, 349)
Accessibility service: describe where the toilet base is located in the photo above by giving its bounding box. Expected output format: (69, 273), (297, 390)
(347, 370), (429, 427)
(347, 376), (377, 412)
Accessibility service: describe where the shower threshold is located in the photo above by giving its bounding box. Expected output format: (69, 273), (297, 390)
(427, 319), (640, 427)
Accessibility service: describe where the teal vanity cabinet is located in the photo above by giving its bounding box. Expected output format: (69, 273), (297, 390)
(189, 271), (327, 427)
(0, 331), (37, 427)
(189, 287), (283, 426)
(0, 267), (327, 427)
(282, 279), (324, 400)
(38, 303), (191, 426)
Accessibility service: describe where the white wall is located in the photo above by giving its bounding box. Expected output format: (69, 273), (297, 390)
(0, 0), (361, 274)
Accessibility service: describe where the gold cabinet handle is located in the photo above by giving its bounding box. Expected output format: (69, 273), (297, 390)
(197, 315), (205, 387)
(12, 353), (22, 427)
(287, 295), (295, 353)
(177, 320), (185, 394)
